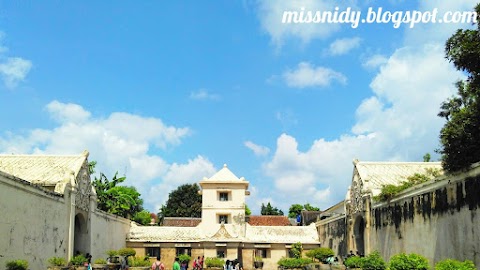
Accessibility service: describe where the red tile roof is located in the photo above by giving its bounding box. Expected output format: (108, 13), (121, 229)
(247, 215), (292, 226)
(162, 217), (201, 227)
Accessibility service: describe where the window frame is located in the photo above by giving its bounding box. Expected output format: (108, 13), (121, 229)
(145, 247), (160, 258)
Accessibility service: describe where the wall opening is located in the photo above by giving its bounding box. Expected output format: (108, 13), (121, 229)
(74, 213), (88, 255)
(353, 215), (365, 256)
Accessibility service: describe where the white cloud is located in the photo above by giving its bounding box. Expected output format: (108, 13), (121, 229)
(262, 44), (464, 210)
(282, 62), (347, 88)
(0, 100), (216, 212)
(325, 37), (361, 56)
(244, 141), (270, 157)
(189, 89), (220, 101)
(362, 54), (388, 70)
(0, 57), (32, 89)
(256, 0), (357, 48)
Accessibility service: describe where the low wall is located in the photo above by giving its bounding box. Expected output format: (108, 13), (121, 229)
(316, 215), (347, 259)
(370, 165), (480, 267)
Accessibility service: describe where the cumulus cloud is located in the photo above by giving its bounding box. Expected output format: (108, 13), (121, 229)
(362, 54), (388, 70)
(282, 62), (347, 88)
(0, 57), (32, 89)
(189, 89), (220, 101)
(325, 37), (361, 56)
(0, 100), (216, 211)
(262, 44), (463, 210)
(244, 141), (270, 157)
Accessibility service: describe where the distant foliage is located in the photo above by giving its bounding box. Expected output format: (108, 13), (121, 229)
(389, 253), (429, 270)
(435, 259), (476, 270)
(344, 256), (364, 268)
(133, 210), (152, 225)
(288, 203), (320, 218)
(277, 258), (312, 269)
(205, 257), (224, 267)
(374, 169), (441, 201)
(290, 242), (303, 259)
(5, 260), (28, 270)
(438, 4), (480, 172)
(178, 254), (191, 263)
(128, 256), (151, 267)
(158, 183), (202, 221)
(118, 248), (136, 257)
(245, 204), (252, 216)
(305, 247), (334, 262)
(261, 202), (284, 215)
(362, 251), (386, 270)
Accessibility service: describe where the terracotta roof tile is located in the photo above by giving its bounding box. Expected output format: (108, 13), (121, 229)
(162, 217), (201, 227)
(247, 215), (291, 226)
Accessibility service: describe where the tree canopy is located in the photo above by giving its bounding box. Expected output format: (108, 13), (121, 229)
(288, 203), (320, 218)
(260, 202), (284, 216)
(92, 171), (144, 218)
(438, 4), (480, 172)
(158, 183), (202, 221)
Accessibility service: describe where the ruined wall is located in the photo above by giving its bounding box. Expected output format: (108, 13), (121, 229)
(370, 167), (480, 267)
(316, 216), (347, 258)
(0, 173), (70, 270)
(89, 209), (131, 260)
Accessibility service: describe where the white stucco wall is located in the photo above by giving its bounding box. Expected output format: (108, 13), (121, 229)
(89, 209), (131, 261)
(0, 173), (70, 270)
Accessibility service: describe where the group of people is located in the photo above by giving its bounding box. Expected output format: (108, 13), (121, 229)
(162, 255), (204, 270)
(224, 259), (242, 270)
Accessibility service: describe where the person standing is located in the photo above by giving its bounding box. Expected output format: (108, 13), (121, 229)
(173, 257), (181, 270)
(151, 255), (165, 270)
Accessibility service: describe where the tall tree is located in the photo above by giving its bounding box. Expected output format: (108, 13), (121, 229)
(158, 183), (202, 221)
(92, 171), (144, 218)
(288, 203), (320, 218)
(439, 4), (480, 172)
(260, 202), (284, 216)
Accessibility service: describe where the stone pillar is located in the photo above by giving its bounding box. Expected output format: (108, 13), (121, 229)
(67, 187), (77, 260)
(364, 196), (371, 255)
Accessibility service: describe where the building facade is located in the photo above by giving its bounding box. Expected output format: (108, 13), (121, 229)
(127, 165), (320, 270)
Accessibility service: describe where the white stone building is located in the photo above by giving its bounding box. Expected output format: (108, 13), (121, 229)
(127, 165), (320, 270)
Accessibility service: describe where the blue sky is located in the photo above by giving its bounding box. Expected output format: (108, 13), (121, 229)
(0, 0), (476, 214)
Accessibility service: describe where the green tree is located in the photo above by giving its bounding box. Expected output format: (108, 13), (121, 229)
(158, 183), (202, 221)
(288, 203), (320, 218)
(260, 202), (284, 215)
(288, 204), (304, 218)
(245, 204), (252, 216)
(92, 171), (143, 218)
(438, 4), (480, 172)
(423, 153), (431, 162)
(133, 210), (152, 225)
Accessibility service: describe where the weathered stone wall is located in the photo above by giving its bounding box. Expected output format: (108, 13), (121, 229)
(316, 216), (347, 259)
(89, 210), (131, 260)
(0, 173), (70, 270)
(370, 166), (480, 267)
(0, 171), (131, 269)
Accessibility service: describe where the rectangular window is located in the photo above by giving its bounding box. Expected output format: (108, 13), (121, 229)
(255, 249), (269, 259)
(176, 247), (192, 256)
(218, 214), (229, 224)
(217, 248), (226, 258)
(219, 192), (229, 201)
(146, 247), (160, 258)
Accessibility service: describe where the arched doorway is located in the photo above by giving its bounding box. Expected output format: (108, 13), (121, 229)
(74, 213), (88, 255)
(353, 215), (365, 256)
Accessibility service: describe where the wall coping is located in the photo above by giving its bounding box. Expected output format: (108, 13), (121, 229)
(372, 161), (480, 208)
(0, 170), (65, 202)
